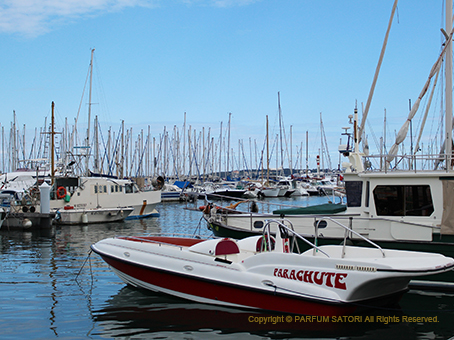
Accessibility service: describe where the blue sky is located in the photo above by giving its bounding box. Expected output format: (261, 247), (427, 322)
(0, 0), (448, 172)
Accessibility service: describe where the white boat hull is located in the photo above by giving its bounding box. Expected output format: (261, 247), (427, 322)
(55, 207), (133, 225)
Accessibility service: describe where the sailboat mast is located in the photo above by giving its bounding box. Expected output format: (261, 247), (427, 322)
(227, 112), (231, 178)
(51, 101), (55, 184)
(278, 92), (283, 176)
(446, 0), (453, 170)
(306, 130), (308, 178)
(290, 125), (293, 176)
(85, 48), (95, 174)
(266, 115), (270, 183)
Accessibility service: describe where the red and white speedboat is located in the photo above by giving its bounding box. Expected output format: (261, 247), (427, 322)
(91, 219), (454, 316)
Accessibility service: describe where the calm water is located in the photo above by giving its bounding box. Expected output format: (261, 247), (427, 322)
(1, 196), (454, 340)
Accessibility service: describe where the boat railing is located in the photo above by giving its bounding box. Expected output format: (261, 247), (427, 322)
(315, 216), (385, 258)
(363, 152), (449, 173)
(208, 205), (439, 234)
(262, 218), (331, 258)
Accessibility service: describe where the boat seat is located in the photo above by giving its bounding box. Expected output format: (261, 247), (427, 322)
(215, 238), (240, 256)
(255, 236), (275, 252)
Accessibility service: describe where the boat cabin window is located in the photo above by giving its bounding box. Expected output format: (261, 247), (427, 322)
(94, 185), (107, 194)
(345, 181), (362, 207)
(125, 184), (133, 193)
(110, 185), (121, 193)
(373, 185), (434, 216)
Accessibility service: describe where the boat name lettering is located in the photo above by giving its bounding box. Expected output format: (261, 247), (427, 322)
(273, 268), (347, 290)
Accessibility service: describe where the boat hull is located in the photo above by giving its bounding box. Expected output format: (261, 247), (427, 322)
(91, 234), (454, 316)
(55, 207), (133, 225)
(94, 250), (358, 316)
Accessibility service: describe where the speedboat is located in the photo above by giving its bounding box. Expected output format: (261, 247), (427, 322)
(91, 218), (454, 316)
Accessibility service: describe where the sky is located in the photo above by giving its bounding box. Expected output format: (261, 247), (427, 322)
(0, 0), (449, 173)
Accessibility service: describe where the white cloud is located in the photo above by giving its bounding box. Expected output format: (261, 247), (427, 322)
(181, 0), (260, 7)
(0, 0), (259, 38)
(0, 0), (158, 37)
(210, 0), (259, 7)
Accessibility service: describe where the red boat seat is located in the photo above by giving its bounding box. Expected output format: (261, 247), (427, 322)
(215, 238), (240, 256)
(256, 236), (275, 252)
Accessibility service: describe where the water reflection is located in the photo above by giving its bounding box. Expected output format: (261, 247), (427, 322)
(92, 286), (418, 339)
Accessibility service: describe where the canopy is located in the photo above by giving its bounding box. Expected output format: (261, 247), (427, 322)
(273, 203), (346, 215)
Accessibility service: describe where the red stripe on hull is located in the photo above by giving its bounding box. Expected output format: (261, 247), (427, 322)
(99, 254), (357, 316)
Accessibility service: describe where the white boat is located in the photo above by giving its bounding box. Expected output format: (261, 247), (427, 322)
(50, 176), (161, 224)
(55, 206), (134, 225)
(91, 219), (454, 316)
(0, 168), (51, 192)
(276, 180), (295, 197)
(160, 183), (183, 202)
(289, 180), (309, 197)
(313, 179), (337, 195)
(259, 186), (280, 197)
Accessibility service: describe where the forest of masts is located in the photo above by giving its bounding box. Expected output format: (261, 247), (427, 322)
(1, 108), (334, 183)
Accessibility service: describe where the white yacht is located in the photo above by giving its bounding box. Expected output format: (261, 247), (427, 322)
(51, 176), (161, 224)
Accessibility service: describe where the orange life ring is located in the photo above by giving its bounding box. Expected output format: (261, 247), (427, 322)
(56, 186), (67, 199)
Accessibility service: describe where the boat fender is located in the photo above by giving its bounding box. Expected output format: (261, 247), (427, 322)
(56, 187), (67, 199)
(23, 218), (32, 228)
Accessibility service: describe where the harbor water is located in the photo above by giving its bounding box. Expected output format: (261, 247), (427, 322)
(1, 196), (454, 340)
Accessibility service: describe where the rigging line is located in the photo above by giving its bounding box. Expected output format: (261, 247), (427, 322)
(189, 132), (202, 179)
(202, 137), (213, 176)
(92, 55), (112, 122)
(164, 137), (179, 178)
(105, 124), (123, 176)
(240, 140), (250, 176)
(135, 135), (149, 178)
(366, 119), (380, 155)
(71, 61), (91, 151)
(75, 249), (93, 287)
